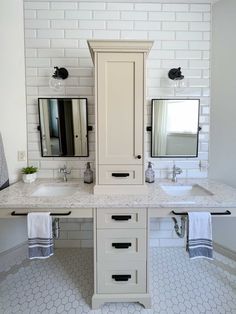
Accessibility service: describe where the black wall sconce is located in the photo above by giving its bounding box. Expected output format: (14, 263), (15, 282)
(168, 67), (185, 88)
(49, 66), (69, 91)
(168, 67), (184, 80)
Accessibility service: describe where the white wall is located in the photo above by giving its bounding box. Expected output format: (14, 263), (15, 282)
(210, 0), (236, 252)
(0, 0), (28, 253)
(0, 0), (27, 183)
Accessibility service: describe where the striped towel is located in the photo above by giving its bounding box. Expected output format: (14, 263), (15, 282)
(27, 212), (54, 259)
(187, 212), (213, 260)
(0, 133), (9, 191)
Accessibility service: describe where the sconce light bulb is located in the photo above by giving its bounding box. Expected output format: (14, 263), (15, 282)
(49, 77), (64, 91)
(179, 80), (186, 88)
(49, 66), (69, 91)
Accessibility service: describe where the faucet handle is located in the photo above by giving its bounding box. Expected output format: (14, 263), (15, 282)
(59, 165), (71, 174)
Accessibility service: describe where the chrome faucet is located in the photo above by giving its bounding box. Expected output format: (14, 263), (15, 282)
(59, 165), (71, 182)
(171, 165), (182, 182)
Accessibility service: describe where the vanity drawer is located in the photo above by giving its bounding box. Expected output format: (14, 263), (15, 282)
(98, 165), (143, 185)
(97, 260), (146, 294)
(97, 229), (146, 262)
(96, 208), (146, 229)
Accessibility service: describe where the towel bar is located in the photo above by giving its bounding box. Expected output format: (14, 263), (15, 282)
(171, 210), (231, 216)
(11, 211), (72, 216)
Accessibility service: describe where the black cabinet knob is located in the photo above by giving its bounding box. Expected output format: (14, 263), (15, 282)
(136, 155), (142, 159)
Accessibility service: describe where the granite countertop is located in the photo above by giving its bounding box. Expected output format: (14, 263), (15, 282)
(0, 178), (236, 210)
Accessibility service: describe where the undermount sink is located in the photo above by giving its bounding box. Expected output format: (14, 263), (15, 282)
(161, 184), (213, 197)
(31, 185), (78, 197)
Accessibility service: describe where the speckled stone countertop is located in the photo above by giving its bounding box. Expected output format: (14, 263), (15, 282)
(0, 178), (236, 210)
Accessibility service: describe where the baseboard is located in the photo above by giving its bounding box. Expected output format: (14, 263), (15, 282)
(0, 241), (28, 273)
(214, 242), (236, 261)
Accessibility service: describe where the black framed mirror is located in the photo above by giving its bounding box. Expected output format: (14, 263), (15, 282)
(151, 99), (200, 158)
(38, 98), (89, 157)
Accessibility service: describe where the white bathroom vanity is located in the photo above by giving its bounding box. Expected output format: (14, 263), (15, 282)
(0, 178), (235, 309)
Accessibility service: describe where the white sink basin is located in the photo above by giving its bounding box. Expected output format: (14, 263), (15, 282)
(161, 184), (213, 197)
(31, 185), (78, 197)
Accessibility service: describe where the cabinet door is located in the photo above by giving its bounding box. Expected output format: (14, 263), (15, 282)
(97, 52), (144, 165)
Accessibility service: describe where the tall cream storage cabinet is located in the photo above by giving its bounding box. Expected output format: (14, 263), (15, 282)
(88, 40), (153, 309)
(88, 40), (153, 195)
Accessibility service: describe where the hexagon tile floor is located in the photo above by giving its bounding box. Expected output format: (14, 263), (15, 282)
(0, 248), (236, 314)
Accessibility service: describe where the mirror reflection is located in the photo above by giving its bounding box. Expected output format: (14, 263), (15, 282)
(151, 99), (200, 157)
(38, 98), (88, 157)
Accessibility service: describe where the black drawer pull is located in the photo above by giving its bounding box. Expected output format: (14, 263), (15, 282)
(112, 242), (132, 249)
(112, 274), (131, 282)
(111, 215), (132, 221)
(112, 173), (130, 177)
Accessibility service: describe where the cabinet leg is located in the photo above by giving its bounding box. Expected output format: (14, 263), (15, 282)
(92, 295), (103, 310)
(139, 296), (152, 309)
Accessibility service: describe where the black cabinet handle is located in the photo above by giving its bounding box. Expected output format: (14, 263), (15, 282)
(112, 242), (132, 249)
(136, 155), (142, 159)
(112, 173), (130, 177)
(111, 215), (132, 221)
(112, 274), (131, 282)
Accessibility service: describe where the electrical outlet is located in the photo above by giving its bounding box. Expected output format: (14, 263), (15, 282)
(18, 151), (26, 161)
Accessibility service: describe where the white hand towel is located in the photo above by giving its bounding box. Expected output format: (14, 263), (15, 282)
(187, 212), (213, 260)
(27, 212), (54, 259)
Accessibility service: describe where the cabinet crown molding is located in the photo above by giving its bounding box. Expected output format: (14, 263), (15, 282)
(87, 40), (154, 64)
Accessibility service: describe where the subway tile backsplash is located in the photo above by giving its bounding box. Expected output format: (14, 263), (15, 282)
(24, 1), (211, 247)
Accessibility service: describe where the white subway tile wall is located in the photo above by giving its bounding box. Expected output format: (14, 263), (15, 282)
(24, 1), (211, 247)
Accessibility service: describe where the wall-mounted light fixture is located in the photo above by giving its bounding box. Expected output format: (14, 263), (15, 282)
(49, 67), (69, 91)
(168, 67), (185, 88)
